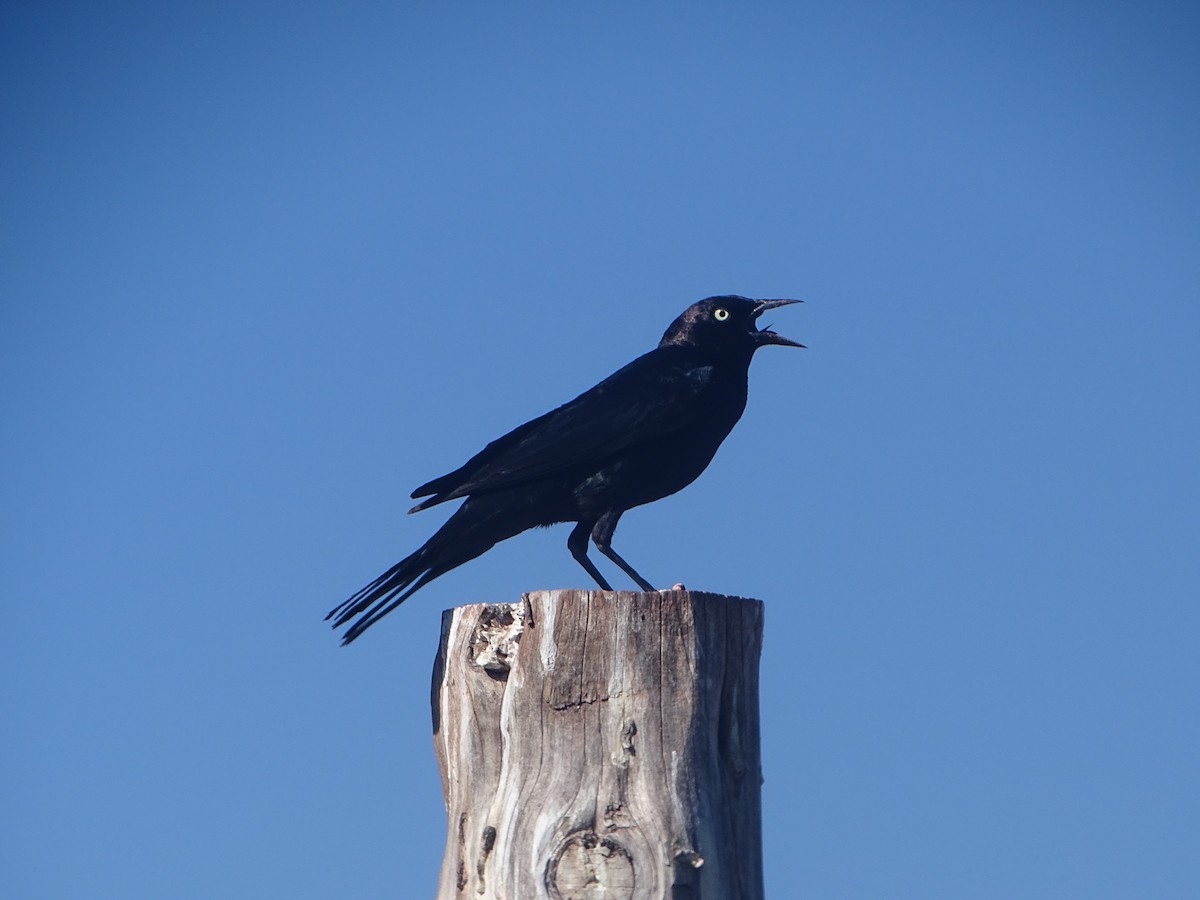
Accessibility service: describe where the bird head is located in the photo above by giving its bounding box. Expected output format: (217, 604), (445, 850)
(659, 295), (804, 354)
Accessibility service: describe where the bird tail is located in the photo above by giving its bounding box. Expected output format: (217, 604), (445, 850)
(329, 491), (545, 644)
(326, 546), (440, 645)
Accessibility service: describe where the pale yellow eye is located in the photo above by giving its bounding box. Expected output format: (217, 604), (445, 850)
(714, 308), (730, 321)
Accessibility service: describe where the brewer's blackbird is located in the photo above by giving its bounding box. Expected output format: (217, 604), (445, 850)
(328, 295), (802, 643)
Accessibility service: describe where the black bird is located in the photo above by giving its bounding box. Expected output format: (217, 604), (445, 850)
(328, 295), (803, 643)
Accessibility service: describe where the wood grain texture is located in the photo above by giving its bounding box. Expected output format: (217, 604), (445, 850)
(432, 589), (764, 900)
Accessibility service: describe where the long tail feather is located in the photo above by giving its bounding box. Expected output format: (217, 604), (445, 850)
(336, 567), (445, 644)
(330, 490), (534, 643)
(327, 549), (431, 644)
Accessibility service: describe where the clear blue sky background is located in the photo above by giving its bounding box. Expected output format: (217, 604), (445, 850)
(3, 2), (1197, 897)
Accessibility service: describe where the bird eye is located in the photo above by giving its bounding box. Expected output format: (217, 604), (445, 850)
(714, 308), (730, 321)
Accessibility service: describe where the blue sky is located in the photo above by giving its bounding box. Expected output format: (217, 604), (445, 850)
(3, 2), (1197, 897)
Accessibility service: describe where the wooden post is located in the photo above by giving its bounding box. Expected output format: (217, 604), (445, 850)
(431, 589), (765, 900)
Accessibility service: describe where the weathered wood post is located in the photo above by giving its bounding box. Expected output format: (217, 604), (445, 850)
(431, 588), (765, 900)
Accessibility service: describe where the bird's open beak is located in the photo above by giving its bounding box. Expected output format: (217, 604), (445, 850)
(752, 298), (805, 348)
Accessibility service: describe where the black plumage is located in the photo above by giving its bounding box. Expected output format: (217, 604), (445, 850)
(328, 295), (802, 643)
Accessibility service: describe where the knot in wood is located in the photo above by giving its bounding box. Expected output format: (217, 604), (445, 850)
(469, 603), (526, 676)
(547, 830), (634, 900)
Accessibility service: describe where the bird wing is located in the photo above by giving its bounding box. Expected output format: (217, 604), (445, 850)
(410, 346), (718, 511)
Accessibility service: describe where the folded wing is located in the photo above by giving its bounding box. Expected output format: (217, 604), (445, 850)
(410, 347), (715, 512)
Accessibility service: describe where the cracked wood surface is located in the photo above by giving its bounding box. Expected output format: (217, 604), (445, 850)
(432, 589), (764, 900)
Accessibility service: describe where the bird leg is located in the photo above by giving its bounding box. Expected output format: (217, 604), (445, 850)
(568, 520), (613, 590)
(591, 512), (656, 592)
